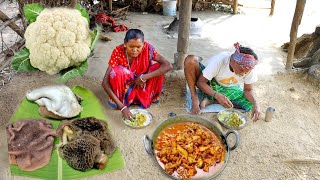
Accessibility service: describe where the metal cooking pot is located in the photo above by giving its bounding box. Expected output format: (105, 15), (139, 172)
(143, 114), (240, 180)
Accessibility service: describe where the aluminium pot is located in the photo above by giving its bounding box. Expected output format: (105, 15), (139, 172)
(143, 114), (240, 180)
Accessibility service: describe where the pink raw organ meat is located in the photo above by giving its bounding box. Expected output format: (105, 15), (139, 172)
(6, 119), (56, 171)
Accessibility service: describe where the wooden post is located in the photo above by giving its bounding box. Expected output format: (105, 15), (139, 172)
(109, 0), (112, 11)
(176, 0), (192, 69)
(269, 0), (276, 16)
(232, 0), (238, 14)
(286, 0), (306, 70)
(67, 0), (77, 8)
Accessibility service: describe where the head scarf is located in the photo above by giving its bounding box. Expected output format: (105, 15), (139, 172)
(233, 42), (258, 70)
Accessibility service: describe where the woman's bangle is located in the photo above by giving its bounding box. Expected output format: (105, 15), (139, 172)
(120, 106), (127, 112)
(140, 74), (146, 83)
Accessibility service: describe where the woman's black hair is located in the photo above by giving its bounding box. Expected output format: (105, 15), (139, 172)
(239, 46), (258, 60)
(124, 29), (144, 43)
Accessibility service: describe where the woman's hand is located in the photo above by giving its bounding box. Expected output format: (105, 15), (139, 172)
(215, 93), (233, 109)
(132, 74), (146, 88)
(121, 107), (133, 120)
(251, 104), (261, 122)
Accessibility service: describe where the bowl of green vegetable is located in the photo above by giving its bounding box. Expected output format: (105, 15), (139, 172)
(124, 109), (153, 129)
(217, 109), (247, 130)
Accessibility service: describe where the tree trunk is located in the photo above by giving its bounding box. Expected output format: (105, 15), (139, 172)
(232, 0), (238, 14)
(286, 0), (306, 70)
(269, 0), (275, 16)
(176, 0), (192, 69)
(67, 0), (77, 8)
(109, 0), (113, 11)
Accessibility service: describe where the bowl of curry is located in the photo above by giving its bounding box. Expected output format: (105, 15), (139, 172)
(217, 109), (247, 130)
(123, 109), (152, 129)
(143, 115), (240, 180)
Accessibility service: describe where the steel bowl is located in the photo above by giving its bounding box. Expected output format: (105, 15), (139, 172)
(217, 109), (247, 130)
(123, 109), (152, 129)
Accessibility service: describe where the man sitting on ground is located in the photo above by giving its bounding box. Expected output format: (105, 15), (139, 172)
(184, 42), (261, 121)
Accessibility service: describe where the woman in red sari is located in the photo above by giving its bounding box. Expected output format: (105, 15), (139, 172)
(102, 29), (173, 119)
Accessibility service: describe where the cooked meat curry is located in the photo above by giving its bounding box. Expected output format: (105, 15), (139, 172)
(155, 122), (225, 179)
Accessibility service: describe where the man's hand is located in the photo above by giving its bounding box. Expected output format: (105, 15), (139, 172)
(215, 93), (233, 109)
(243, 84), (260, 121)
(251, 104), (261, 122)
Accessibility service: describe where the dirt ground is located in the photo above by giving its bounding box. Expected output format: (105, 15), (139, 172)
(1, 0), (320, 180)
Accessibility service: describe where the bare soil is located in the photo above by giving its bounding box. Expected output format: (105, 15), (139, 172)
(1, 0), (320, 180)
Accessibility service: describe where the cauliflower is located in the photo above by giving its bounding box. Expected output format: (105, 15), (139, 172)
(24, 8), (92, 75)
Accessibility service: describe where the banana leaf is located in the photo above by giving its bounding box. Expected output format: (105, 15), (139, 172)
(9, 86), (125, 180)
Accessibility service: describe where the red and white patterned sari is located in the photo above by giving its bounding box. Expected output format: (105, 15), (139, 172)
(107, 42), (164, 108)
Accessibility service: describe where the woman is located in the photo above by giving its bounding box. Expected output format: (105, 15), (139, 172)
(102, 29), (173, 119)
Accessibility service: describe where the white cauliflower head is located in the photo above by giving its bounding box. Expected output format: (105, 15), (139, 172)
(24, 8), (92, 75)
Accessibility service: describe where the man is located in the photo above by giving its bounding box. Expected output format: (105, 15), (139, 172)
(184, 42), (261, 121)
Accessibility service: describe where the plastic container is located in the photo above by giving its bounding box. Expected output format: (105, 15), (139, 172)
(163, 0), (177, 16)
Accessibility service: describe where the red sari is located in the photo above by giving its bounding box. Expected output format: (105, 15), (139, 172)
(107, 42), (164, 108)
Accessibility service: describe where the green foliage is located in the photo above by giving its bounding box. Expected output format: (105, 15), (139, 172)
(12, 48), (38, 72)
(23, 3), (45, 24)
(57, 61), (88, 83)
(90, 28), (100, 51)
(76, 4), (90, 23)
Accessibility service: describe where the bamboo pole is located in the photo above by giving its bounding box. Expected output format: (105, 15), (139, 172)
(269, 0), (275, 16)
(0, 16), (20, 31)
(0, 10), (23, 37)
(286, 0), (306, 70)
(176, 0), (192, 69)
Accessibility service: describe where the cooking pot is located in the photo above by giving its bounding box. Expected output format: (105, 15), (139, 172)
(143, 114), (240, 179)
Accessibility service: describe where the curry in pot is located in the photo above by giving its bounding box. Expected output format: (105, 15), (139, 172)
(155, 122), (226, 179)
